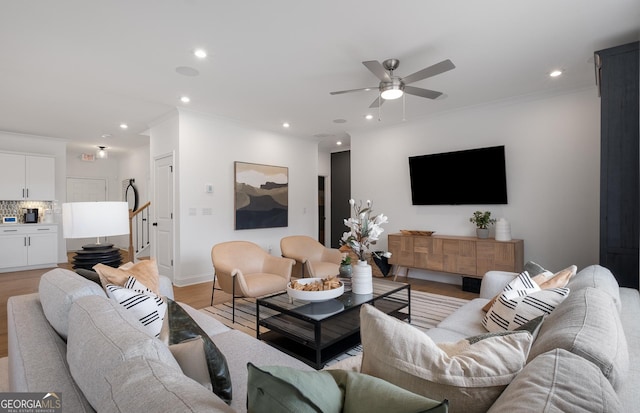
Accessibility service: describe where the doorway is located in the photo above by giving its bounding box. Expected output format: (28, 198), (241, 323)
(330, 151), (350, 248)
(153, 153), (174, 281)
(318, 176), (326, 245)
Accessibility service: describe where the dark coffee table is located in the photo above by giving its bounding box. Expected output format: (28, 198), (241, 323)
(256, 277), (410, 369)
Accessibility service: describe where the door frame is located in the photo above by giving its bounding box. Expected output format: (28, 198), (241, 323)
(153, 152), (175, 281)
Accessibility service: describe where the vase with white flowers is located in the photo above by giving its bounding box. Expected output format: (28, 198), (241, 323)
(341, 199), (389, 294)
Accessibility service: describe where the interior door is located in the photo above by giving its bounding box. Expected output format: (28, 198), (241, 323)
(154, 154), (174, 281)
(65, 177), (107, 251)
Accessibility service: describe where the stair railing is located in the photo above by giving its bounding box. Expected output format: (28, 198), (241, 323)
(128, 201), (151, 261)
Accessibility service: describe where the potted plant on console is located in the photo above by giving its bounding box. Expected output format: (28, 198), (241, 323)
(470, 210), (496, 239)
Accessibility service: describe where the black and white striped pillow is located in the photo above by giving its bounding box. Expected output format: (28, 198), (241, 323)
(106, 276), (167, 338)
(482, 287), (570, 332)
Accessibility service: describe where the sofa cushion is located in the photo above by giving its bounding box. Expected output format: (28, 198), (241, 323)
(7, 293), (95, 412)
(247, 363), (449, 413)
(99, 358), (235, 413)
(66, 295), (181, 410)
(165, 298), (233, 404)
(169, 336), (213, 391)
(94, 259), (161, 295)
(38, 268), (107, 339)
(360, 304), (534, 413)
(105, 276), (167, 338)
(568, 264), (621, 312)
(211, 329), (313, 413)
(528, 287), (629, 390)
(488, 349), (622, 412)
(482, 287), (570, 332)
(436, 298), (492, 338)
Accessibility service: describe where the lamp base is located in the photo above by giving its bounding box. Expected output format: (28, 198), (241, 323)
(71, 243), (122, 270)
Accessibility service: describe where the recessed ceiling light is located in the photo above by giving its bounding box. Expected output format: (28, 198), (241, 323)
(194, 49), (207, 59)
(180, 96), (190, 103)
(550, 70), (563, 77)
(120, 123), (128, 129)
(101, 134), (112, 139)
(365, 114), (373, 120)
(282, 122), (290, 128)
(337, 141), (343, 146)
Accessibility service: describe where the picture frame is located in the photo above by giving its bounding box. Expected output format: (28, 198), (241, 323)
(234, 161), (288, 230)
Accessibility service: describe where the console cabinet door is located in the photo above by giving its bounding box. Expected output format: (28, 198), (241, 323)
(443, 239), (477, 276)
(415, 237), (443, 271)
(388, 234), (414, 266)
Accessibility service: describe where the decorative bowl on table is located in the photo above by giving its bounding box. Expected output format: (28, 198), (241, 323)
(286, 277), (344, 302)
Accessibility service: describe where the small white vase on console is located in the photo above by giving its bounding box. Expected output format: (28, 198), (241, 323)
(352, 260), (373, 294)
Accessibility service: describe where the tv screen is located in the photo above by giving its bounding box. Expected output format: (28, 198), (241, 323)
(409, 145), (508, 205)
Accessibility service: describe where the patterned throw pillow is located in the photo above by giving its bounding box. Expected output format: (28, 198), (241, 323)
(482, 287), (570, 332)
(482, 270), (541, 312)
(106, 276), (166, 338)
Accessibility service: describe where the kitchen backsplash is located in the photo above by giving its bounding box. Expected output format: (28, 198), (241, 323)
(0, 200), (55, 223)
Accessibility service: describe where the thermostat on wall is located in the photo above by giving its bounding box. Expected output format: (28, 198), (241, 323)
(3, 216), (17, 224)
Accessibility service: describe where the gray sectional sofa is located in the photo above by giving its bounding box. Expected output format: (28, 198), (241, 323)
(7, 268), (311, 413)
(7, 265), (640, 412)
(335, 264), (640, 412)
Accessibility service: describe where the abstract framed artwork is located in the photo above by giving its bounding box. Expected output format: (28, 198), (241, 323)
(234, 161), (288, 230)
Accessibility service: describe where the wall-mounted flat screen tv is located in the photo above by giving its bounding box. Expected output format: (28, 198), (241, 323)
(408, 145), (508, 205)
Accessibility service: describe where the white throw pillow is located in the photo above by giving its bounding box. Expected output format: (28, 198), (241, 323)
(483, 287), (570, 332)
(360, 304), (535, 413)
(106, 276), (167, 337)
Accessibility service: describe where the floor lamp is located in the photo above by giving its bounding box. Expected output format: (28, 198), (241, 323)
(62, 202), (129, 270)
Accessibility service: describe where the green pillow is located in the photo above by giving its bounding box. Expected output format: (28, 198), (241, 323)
(247, 363), (448, 413)
(327, 369), (448, 413)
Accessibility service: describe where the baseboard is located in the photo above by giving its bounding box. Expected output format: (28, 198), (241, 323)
(173, 273), (213, 287)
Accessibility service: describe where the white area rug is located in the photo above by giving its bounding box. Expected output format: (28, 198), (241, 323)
(201, 290), (469, 366)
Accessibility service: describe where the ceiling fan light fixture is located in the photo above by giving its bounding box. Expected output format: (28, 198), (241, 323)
(380, 80), (405, 100)
(381, 88), (404, 100)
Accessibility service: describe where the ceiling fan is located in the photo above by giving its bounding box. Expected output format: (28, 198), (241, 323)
(330, 58), (455, 108)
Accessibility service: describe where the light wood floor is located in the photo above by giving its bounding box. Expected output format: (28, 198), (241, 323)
(0, 258), (477, 358)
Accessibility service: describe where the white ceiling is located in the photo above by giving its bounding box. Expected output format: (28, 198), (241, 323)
(1, 1), (638, 155)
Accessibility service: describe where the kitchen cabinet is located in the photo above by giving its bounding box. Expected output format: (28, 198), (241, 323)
(0, 224), (58, 271)
(0, 152), (55, 200)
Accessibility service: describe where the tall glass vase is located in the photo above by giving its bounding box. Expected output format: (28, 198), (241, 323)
(352, 260), (373, 294)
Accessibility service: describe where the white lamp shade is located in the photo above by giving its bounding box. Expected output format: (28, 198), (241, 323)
(62, 202), (129, 239)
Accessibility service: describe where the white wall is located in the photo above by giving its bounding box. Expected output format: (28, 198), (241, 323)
(0, 131), (68, 263)
(351, 88), (601, 282)
(151, 109), (319, 286)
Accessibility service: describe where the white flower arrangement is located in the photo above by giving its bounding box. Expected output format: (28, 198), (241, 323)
(341, 199), (390, 262)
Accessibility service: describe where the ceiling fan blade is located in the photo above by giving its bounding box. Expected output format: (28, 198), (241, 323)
(362, 60), (391, 82)
(401, 59), (455, 85)
(330, 87), (377, 95)
(369, 96), (385, 108)
(404, 86), (443, 99)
